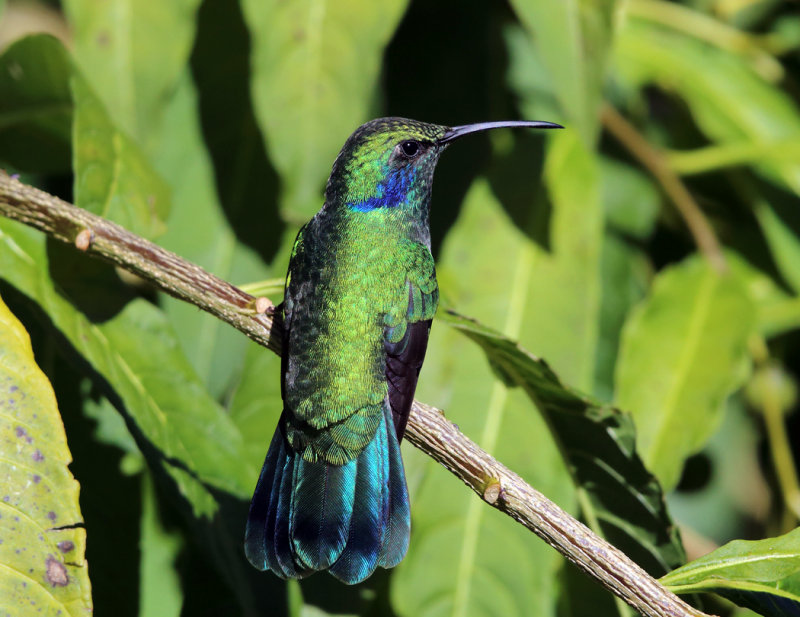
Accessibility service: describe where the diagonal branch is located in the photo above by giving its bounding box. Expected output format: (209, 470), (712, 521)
(0, 170), (712, 617)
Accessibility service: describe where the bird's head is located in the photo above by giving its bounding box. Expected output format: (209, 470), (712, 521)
(324, 117), (561, 216)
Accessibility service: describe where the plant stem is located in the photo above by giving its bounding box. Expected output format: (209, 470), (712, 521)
(667, 140), (800, 176)
(0, 170), (714, 617)
(601, 104), (727, 274)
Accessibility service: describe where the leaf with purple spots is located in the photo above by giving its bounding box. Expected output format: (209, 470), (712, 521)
(0, 293), (92, 614)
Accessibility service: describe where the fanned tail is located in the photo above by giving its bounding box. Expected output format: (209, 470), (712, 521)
(245, 406), (410, 584)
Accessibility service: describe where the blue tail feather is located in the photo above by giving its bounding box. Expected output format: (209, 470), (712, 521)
(378, 409), (411, 568)
(291, 457), (356, 569)
(328, 408), (390, 583)
(245, 407), (410, 584)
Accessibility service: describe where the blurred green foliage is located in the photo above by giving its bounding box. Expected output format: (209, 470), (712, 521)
(1, 0), (800, 615)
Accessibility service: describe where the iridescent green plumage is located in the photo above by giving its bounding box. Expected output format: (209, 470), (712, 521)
(246, 116), (561, 584)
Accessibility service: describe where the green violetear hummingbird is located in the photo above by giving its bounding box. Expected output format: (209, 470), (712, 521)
(245, 117), (561, 584)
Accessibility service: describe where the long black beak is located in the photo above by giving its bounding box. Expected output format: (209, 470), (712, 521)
(438, 120), (563, 145)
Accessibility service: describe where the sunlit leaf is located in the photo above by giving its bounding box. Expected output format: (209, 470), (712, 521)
(62, 0), (202, 150)
(240, 0), (410, 220)
(662, 526), (800, 617)
(508, 0), (618, 143)
(0, 219), (255, 516)
(614, 256), (756, 490)
(725, 250), (800, 338)
(0, 293), (92, 614)
(139, 475), (182, 617)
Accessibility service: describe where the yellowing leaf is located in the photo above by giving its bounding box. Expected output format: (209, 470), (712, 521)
(0, 294), (92, 615)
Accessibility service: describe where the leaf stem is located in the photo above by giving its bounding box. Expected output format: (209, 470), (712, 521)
(601, 104), (727, 274)
(0, 171), (714, 617)
(667, 140), (800, 176)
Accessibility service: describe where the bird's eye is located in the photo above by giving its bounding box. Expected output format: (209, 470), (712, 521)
(400, 140), (420, 157)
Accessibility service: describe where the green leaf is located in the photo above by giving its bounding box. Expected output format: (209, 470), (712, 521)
(0, 219), (255, 516)
(661, 526), (800, 617)
(71, 73), (170, 239)
(0, 34), (170, 238)
(393, 179), (578, 617)
(614, 256), (756, 490)
(508, 0), (618, 143)
(614, 18), (800, 194)
(62, 0), (202, 150)
(227, 341), (283, 476)
(595, 234), (651, 402)
(442, 310), (685, 577)
(600, 157), (660, 239)
(148, 70), (273, 399)
(751, 192), (800, 297)
(0, 34), (72, 173)
(139, 475), (183, 617)
(0, 293), (92, 614)
(240, 0), (410, 220)
(725, 250), (800, 338)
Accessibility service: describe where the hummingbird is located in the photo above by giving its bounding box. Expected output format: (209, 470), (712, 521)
(245, 117), (561, 584)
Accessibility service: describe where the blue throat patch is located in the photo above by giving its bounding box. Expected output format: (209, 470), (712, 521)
(347, 168), (414, 212)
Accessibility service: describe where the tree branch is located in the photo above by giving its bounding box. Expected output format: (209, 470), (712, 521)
(0, 170), (712, 617)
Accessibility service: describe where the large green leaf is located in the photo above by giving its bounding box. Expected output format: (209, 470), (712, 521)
(240, 0), (410, 220)
(661, 526), (800, 617)
(614, 256), (756, 490)
(392, 179), (577, 617)
(62, 0), (202, 151)
(0, 293), (92, 614)
(0, 219), (255, 516)
(508, 0), (618, 143)
(148, 70), (273, 399)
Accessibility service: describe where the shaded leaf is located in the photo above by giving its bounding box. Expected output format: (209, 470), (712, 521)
(0, 34), (72, 173)
(240, 0), (410, 220)
(614, 256), (756, 490)
(595, 234), (651, 402)
(662, 526), (800, 617)
(442, 309), (686, 576)
(0, 219), (254, 516)
(0, 293), (92, 614)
